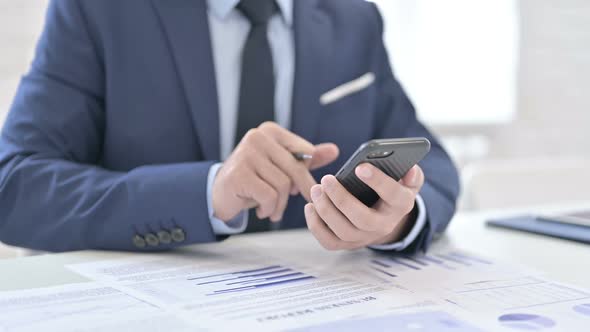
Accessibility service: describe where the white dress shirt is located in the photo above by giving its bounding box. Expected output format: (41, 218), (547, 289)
(204, 0), (426, 251)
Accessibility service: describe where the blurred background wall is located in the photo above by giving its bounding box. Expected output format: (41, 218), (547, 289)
(493, 0), (590, 160)
(373, 0), (590, 165)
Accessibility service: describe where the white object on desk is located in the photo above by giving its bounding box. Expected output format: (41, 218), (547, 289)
(0, 282), (198, 332)
(1, 203), (590, 331)
(2, 241), (589, 331)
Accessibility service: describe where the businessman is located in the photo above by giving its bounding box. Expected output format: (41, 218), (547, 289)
(0, 0), (459, 253)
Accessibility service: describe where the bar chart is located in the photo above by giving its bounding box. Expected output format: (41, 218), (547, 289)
(369, 251), (493, 279)
(187, 265), (316, 296)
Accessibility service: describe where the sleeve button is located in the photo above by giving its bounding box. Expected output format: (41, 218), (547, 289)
(171, 227), (186, 243)
(145, 233), (160, 247)
(132, 235), (146, 248)
(157, 230), (172, 244)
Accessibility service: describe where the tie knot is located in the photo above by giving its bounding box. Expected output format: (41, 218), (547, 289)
(238, 0), (278, 26)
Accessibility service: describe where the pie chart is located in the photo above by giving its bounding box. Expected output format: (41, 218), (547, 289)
(573, 304), (590, 316)
(498, 313), (556, 330)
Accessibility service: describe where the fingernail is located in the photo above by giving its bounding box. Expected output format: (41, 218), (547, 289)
(304, 203), (313, 215)
(311, 185), (322, 201)
(321, 175), (334, 191)
(406, 167), (418, 186)
(409, 173), (418, 186)
(356, 164), (372, 179)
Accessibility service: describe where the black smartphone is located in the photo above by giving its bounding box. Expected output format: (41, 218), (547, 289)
(335, 138), (431, 206)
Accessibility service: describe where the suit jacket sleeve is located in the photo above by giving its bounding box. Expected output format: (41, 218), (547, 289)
(0, 0), (217, 252)
(368, 3), (461, 254)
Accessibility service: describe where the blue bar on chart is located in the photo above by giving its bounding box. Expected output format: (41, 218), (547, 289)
(195, 268), (294, 285)
(435, 254), (472, 266)
(226, 272), (305, 285)
(420, 255), (456, 270)
(448, 252), (493, 265)
(435, 251), (494, 266)
(371, 259), (391, 268)
(186, 265), (316, 296)
(389, 258), (421, 270)
(209, 276), (316, 295)
(187, 265), (282, 281)
(402, 256), (429, 266)
(371, 266), (397, 278)
(369, 251), (494, 276)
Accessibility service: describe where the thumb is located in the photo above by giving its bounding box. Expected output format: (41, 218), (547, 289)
(310, 143), (340, 170)
(400, 165), (424, 194)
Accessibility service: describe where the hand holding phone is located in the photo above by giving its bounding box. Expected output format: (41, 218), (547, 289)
(305, 137), (429, 251)
(335, 138), (430, 206)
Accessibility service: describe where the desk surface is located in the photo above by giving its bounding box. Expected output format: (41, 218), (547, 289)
(1, 202), (589, 292)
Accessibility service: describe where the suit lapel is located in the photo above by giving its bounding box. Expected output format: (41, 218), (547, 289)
(151, 0), (220, 160)
(291, 0), (333, 143)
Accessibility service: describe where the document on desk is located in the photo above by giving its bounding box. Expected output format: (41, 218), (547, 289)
(66, 247), (426, 331)
(442, 278), (590, 332)
(0, 282), (198, 332)
(65, 245), (590, 331)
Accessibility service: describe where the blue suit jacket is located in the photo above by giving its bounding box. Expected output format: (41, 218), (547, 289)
(0, 0), (460, 253)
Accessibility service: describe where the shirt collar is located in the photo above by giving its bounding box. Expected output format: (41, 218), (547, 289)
(207, 0), (293, 26)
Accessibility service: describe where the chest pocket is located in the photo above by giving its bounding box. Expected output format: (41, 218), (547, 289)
(320, 72), (375, 107)
(317, 72), (377, 162)
(320, 72), (376, 120)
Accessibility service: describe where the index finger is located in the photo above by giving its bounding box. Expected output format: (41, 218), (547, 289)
(264, 140), (317, 202)
(248, 129), (317, 201)
(258, 122), (315, 157)
(257, 122), (319, 199)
